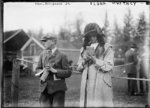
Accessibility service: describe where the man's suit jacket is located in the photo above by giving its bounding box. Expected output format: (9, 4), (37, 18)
(36, 49), (72, 94)
(125, 49), (138, 75)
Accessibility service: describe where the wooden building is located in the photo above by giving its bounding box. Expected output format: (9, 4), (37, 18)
(4, 29), (30, 58)
(4, 29), (30, 76)
(3, 29), (45, 75)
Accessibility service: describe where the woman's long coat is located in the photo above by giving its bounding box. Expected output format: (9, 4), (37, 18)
(77, 43), (114, 107)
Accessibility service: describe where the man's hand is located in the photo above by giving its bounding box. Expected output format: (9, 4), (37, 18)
(45, 66), (51, 71)
(50, 67), (57, 73)
(123, 70), (126, 74)
(35, 69), (44, 77)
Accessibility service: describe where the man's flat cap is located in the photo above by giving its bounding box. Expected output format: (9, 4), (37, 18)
(131, 43), (138, 48)
(40, 33), (57, 41)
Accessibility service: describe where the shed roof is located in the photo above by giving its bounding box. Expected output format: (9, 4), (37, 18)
(4, 29), (30, 52)
(21, 36), (45, 51)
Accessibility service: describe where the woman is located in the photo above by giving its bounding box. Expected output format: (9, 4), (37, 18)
(77, 23), (114, 107)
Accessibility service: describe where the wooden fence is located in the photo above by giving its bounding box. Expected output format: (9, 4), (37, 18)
(0, 2), (3, 107)
(10, 57), (150, 107)
(11, 59), (20, 107)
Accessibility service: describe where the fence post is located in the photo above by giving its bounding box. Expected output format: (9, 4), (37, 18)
(0, 2), (3, 107)
(11, 59), (20, 107)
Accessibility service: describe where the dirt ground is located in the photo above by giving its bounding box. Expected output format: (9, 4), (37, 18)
(3, 74), (147, 107)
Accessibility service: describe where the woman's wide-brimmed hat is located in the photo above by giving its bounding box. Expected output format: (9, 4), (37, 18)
(82, 23), (104, 38)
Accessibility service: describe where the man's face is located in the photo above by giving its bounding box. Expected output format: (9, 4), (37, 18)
(43, 39), (55, 50)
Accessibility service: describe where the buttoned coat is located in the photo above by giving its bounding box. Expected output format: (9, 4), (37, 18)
(125, 49), (138, 75)
(36, 49), (71, 94)
(77, 43), (114, 107)
(139, 54), (150, 105)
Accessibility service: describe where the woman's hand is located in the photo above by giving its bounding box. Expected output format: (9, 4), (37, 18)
(83, 51), (92, 60)
(90, 56), (96, 63)
(82, 51), (89, 60)
(85, 51), (96, 63)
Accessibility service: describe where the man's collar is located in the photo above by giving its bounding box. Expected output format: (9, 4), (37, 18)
(52, 47), (57, 54)
(130, 48), (135, 51)
(44, 47), (57, 54)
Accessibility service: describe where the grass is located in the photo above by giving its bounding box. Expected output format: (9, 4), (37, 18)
(3, 74), (81, 107)
(3, 73), (147, 107)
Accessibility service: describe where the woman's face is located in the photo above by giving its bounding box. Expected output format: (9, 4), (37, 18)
(90, 35), (97, 44)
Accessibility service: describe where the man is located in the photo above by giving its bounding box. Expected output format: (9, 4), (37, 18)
(125, 43), (138, 96)
(35, 34), (72, 107)
(139, 48), (148, 95)
(3, 56), (12, 76)
(139, 46), (150, 107)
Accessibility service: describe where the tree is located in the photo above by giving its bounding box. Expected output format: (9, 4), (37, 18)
(103, 11), (111, 42)
(135, 12), (147, 44)
(27, 29), (33, 37)
(27, 28), (45, 41)
(74, 13), (83, 36)
(71, 13), (84, 48)
(71, 13), (84, 40)
(113, 18), (128, 58)
(58, 27), (71, 41)
(123, 9), (135, 42)
(57, 12), (84, 48)
(37, 28), (44, 40)
(113, 18), (123, 43)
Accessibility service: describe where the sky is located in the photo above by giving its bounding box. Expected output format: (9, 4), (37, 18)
(4, 2), (149, 34)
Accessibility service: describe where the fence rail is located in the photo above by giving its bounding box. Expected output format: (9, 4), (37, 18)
(11, 57), (149, 106)
(16, 58), (150, 82)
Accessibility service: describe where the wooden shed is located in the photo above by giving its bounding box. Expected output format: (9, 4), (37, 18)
(3, 29), (30, 76)
(4, 29), (30, 57)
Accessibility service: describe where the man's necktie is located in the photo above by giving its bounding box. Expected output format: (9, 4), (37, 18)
(45, 49), (52, 67)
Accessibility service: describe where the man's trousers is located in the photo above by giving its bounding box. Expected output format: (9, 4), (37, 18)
(39, 88), (65, 107)
(128, 74), (138, 95)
